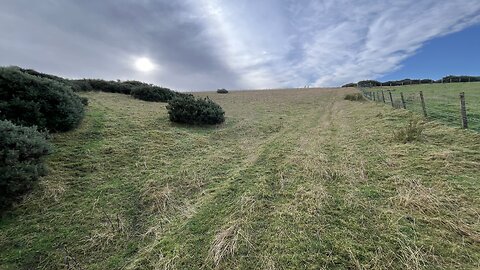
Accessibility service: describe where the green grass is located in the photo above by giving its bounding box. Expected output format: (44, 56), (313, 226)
(1, 89), (479, 269)
(365, 82), (480, 131)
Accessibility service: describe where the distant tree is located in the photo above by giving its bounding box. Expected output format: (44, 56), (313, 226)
(358, 80), (381, 87)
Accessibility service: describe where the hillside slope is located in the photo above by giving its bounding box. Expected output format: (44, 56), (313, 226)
(0, 89), (479, 269)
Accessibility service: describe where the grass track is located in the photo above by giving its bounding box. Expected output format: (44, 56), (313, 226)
(0, 89), (479, 269)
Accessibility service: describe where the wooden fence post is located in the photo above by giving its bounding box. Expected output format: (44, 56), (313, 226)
(419, 91), (427, 117)
(388, 90), (394, 107)
(381, 90), (385, 103)
(400, 92), (406, 109)
(460, 92), (468, 129)
(373, 92), (376, 101)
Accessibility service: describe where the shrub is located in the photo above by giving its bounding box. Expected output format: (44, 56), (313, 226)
(217, 88), (228, 94)
(344, 93), (365, 101)
(131, 86), (176, 102)
(69, 79), (94, 92)
(0, 67), (85, 132)
(394, 117), (424, 143)
(86, 79), (132, 94)
(166, 94), (225, 125)
(0, 120), (52, 209)
(80, 97), (89, 106)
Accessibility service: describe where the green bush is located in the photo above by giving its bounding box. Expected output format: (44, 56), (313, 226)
(0, 120), (52, 209)
(131, 86), (176, 102)
(69, 79), (94, 92)
(344, 93), (365, 101)
(80, 97), (89, 106)
(394, 117), (424, 143)
(217, 88), (228, 94)
(0, 67), (85, 132)
(166, 94), (225, 125)
(86, 79), (132, 94)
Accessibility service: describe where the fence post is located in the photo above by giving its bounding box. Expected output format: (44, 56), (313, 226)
(388, 90), (394, 107)
(381, 90), (385, 103)
(373, 92), (376, 101)
(460, 92), (468, 129)
(419, 91), (427, 117)
(400, 92), (406, 109)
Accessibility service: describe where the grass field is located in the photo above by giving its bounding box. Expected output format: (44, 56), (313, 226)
(367, 82), (480, 131)
(0, 89), (479, 269)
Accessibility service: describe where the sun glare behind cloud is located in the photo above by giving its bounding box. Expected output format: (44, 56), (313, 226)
(134, 57), (155, 72)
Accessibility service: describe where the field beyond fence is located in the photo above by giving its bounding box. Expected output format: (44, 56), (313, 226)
(361, 82), (480, 131)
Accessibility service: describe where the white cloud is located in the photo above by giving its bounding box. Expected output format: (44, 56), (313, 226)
(1, 0), (479, 90)
(189, 0), (480, 88)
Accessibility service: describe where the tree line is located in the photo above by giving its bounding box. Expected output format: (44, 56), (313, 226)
(342, 75), (480, 88)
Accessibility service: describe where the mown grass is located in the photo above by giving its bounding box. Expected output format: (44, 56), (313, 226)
(0, 89), (479, 269)
(367, 82), (480, 131)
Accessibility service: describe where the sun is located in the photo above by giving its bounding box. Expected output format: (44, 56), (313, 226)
(134, 57), (155, 72)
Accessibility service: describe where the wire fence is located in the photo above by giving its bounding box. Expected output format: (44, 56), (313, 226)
(361, 88), (480, 132)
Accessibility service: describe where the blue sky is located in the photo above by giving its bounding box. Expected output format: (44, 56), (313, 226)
(380, 24), (480, 82)
(1, 0), (480, 90)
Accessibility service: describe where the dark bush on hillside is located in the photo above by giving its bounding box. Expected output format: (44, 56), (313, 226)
(0, 67), (85, 132)
(166, 94), (225, 125)
(344, 93), (365, 101)
(131, 86), (176, 102)
(80, 97), (89, 106)
(0, 120), (52, 209)
(86, 79), (132, 94)
(217, 88), (228, 94)
(342, 83), (357, 88)
(69, 79), (94, 92)
(18, 67), (70, 85)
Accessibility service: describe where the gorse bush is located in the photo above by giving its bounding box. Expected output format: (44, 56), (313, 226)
(85, 79), (133, 94)
(69, 78), (178, 102)
(0, 67), (85, 132)
(217, 88), (228, 94)
(167, 94), (225, 125)
(131, 86), (176, 102)
(394, 117), (424, 143)
(0, 120), (52, 209)
(344, 93), (365, 101)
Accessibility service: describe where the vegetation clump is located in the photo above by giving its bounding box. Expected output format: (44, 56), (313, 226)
(394, 117), (425, 143)
(0, 120), (51, 209)
(0, 67), (85, 132)
(166, 94), (225, 125)
(217, 88), (229, 94)
(131, 86), (176, 102)
(344, 93), (365, 101)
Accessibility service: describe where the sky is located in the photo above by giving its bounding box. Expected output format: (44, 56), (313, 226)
(1, 0), (479, 91)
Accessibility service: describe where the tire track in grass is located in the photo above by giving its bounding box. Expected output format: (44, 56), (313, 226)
(125, 91), (337, 269)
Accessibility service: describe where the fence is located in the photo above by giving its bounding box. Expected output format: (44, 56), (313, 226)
(361, 88), (480, 132)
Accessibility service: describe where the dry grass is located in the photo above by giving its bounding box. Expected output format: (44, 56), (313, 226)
(1, 89), (479, 269)
(141, 180), (174, 213)
(207, 223), (242, 267)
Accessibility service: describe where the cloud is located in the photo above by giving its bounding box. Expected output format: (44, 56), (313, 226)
(0, 0), (479, 90)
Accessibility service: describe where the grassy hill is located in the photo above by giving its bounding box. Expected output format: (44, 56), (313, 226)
(368, 82), (480, 131)
(0, 89), (479, 269)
